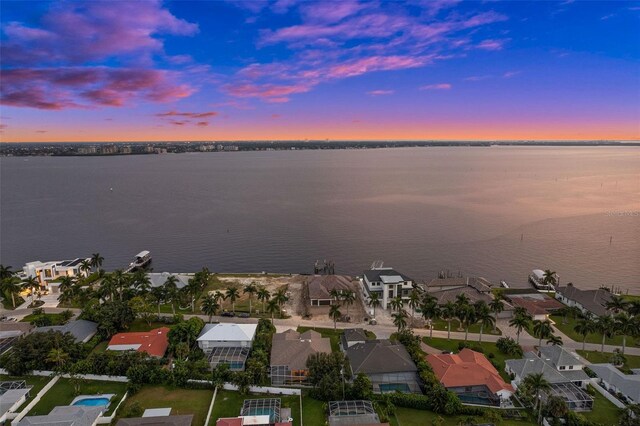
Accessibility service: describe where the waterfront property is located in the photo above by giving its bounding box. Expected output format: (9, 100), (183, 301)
(327, 400), (386, 426)
(506, 348), (593, 411)
(588, 363), (640, 404)
(346, 339), (420, 394)
(528, 269), (557, 291)
(20, 258), (92, 292)
(215, 398), (292, 426)
(361, 266), (415, 310)
(555, 284), (613, 318)
(197, 323), (257, 371)
(424, 277), (493, 293)
(505, 293), (564, 320)
(427, 348), (514, 406)
(306, 275), (353, 306)
(34, 319), (98, 344)
(18, 405), (103, 426)
(148, 272), (190, 290)
(107, 327), (170, 357)
(425, 278), (514, 319)
(270, 329), (331, 386)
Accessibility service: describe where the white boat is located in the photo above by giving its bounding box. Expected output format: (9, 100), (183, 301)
(528, 269), (556, 292)
(126, 251), (152, 272)
(500, 280), (510, 289)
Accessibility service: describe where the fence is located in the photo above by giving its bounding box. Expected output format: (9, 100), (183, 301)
(0, 369), (128, 383)
(10, 376), (59, 425)
(187, 379), (301, 395)
(590, 379), (626, 409)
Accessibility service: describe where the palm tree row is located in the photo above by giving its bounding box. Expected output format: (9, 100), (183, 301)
(201, 284), (288, 323)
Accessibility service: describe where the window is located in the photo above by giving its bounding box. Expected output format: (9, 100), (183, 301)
(568, 365), (574, 370)
(559, 366), (566, 370)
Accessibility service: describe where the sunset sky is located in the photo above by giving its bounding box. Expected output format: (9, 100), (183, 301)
(1, 0), (639, 142)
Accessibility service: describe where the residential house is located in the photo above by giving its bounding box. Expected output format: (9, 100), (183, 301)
(17, 405), (103, 426)
(147, 272), (190, 290)
(328, 400), (389, 426)
(588, 363), (640, 404)
(506, 293), (564, 320)
(340, 328), (368, 350)
(107, 327), (170, 358)
(21, 258), (92, 292)
(555, 284), (613, 318)
(215, 398), (292, 426)
(0, 381), (32, 423)
(34, 319), (98, 343)
(197, 323), (257, 371)
(362, 267), (414, 310)
(306, 275), (353, 306)
(346, 339), (420, 393)
(505, 348), (593, 411)
(427, 348), (514, 406)
(270, 329), (331, 385)
(0, 322), (33, 354)
(424, 277), (493, 293)
(117, 415), (194, 426)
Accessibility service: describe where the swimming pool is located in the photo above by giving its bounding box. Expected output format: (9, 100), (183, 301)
(71, 394), (114, 408)
(379, 383), (411, 393)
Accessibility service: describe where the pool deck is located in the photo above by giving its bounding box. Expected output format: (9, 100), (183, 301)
(70, 393), (115, 407)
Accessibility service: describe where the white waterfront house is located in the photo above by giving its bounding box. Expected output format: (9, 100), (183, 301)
(362, 267), (415, 310)
(196, 323), (258, 371)
(21, 258), (91, 292)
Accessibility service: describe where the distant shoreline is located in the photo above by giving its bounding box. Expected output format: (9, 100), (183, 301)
(1, 140), (639, 157)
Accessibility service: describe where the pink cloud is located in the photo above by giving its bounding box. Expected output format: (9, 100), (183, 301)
(476, 39), (508, 51)
(420, 83), (452, 90)
(223, 83), (310, 103)
(503, 70), (521, 78)
(0, 68), (193, 110)
(328, 55), (431, 78)
(156, 111), (218, 118)
(367, 90), (395, 96)
(196, 121), (209, 126)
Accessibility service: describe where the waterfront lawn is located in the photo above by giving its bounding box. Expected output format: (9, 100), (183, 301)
(301, 394), (326, 426)
(28, 378), (127, 416)
(297, 326), (344, 352)
(582, 388), (623, 424)
(0, 374), (52, 408)
(550, 315), (638, 347)
(426, 318), (502, 336)
(578, 350), (640, 372)
(392, 407), (537, 426)
(20, 312), (68, 325)
(422, 337), (515, 380)
(209, 390), (300, 426)
(119, 386), (213, 426)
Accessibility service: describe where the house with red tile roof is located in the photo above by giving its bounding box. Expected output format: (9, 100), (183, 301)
(107, 327), (170, 358)
(427, 348), (514, 406)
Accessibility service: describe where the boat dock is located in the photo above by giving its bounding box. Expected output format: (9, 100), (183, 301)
(124, 250), (152, 273)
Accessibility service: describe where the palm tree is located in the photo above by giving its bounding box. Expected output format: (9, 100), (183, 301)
(201, 294), (220, 323)
(257, 288), (270, 313)
(91, 253), (104, 273)
(546, 335), (563, 346)
(475, 302), (495, 343)
(79, 259), (92, 277)
(266, 299), (280, 323)
(341, 290), (355, 318)
(225, 287), (240, 314)
(606, 295), (628, 314)
(421, 296), (440, 339)
(392, 309), (408, 332)
(408, 289), (420, 318)
(628, 300), (640, 317)
(24, 276), (40, 306)
(532, 319), (553, 348)
(329, 289), (342, 305)
(0, 265), (13, 280)
(615, 313), (639, 354)
(243, 283), (257, 315)
(150, 286), (166, 317)
(99, 275), (116, 302)
(132, 270), (151, 295)
(458, 304), (476, 342)
(596, 315), (615, 352)
(164, 275), (179, 315)
(454, 294), (470, 330)
(273, 288), (289, 308)
(368, 292), (381, 317)
(542, 270), (557, 289)
(441, 301), (456, 340)
(489, 297), (504, 332)
(389, 296), (403, 312)
(574, 318), (596, 350)
(1, 276), (23, 308)
(509, 314), (531, 344)
(46, 348), (69, 371)
(58, 276), (76, 303)
(329, 304), (342, 330)
(522, 373), (551, 424)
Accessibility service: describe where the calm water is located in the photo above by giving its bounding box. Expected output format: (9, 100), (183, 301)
(1, 147), (639, 291)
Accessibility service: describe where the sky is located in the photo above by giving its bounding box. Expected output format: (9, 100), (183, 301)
(0, 0), (639, 142)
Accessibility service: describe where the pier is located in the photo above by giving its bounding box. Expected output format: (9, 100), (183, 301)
(124, 250), (152, 273)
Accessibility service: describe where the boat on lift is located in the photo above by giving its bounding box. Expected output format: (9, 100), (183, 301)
(126, 251), (152, 272)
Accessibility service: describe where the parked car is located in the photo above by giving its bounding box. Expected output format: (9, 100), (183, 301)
(237, 313), (250, 318)
(220, 311), (235, 317)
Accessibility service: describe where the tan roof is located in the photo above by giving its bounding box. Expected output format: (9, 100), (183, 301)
(271, 329), (332, 370)
(307, 275), (353, 300)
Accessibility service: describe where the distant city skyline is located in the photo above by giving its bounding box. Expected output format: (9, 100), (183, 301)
(1, 0), (639, 142)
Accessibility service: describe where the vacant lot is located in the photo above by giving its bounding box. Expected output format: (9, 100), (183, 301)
(551, 314), (638, 347)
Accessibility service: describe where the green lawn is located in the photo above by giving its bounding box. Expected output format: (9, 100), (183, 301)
(301, 394), (326, 426)
(28, 378), (127, 416)
(127, 319), (173, 332)
(582, 387), (623, 424)
(118, 386), (213, 426)
(20, 312), (68, 326)
(392, 407), (536, 426)
(297, 326), (344, 352)
(426, 318), (502, 336)
(209, 390), (300, 426)
(0, 374), (52, 410)
(550, 315), (639, 348)
(578, 350), (640, 372)
(422, 337), (516, 380)
(90, 341), (109, 353)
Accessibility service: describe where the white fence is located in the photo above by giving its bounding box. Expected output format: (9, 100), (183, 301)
(187, 379), (301, 395)
(0, 369), (128, 382)
(10, 376), (59, 425)
(590, 379), (626, 409)
(96, 392), (129, 424)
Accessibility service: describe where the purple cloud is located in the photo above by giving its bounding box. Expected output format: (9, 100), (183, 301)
(367, 90), (395, 96)
(420, 83), (452, 90)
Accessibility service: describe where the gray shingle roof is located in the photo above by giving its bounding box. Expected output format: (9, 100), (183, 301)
(556, 285), (613, 317)
(347, 340), (417, 375)
(538, 346), (583, 368)
(18, 406), (102, 426)
(506, 351), (588, 384)
(363, 269), (412, 284)
(270, 329), (331, 371)
(34, 319), (98, 343)
(307, 275), (353, 300)
(589, 363), (640, 402)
